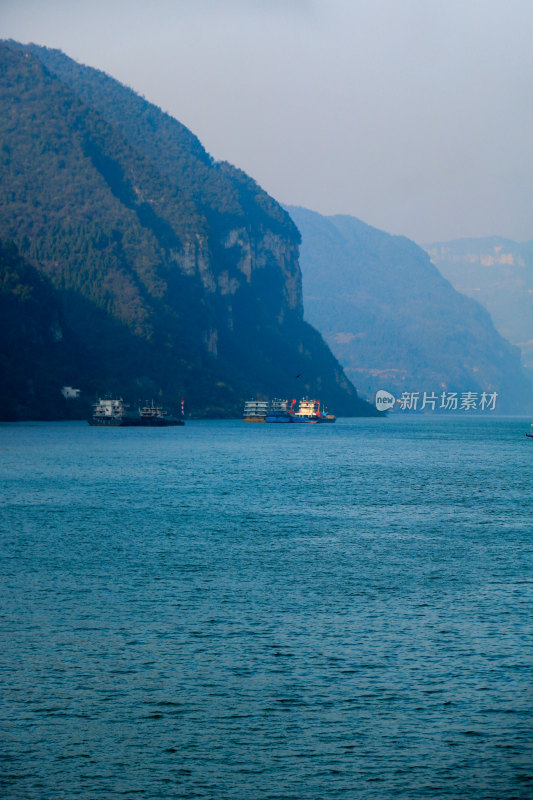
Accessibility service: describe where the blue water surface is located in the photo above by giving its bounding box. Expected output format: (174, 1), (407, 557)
(0, 417), (532, 799)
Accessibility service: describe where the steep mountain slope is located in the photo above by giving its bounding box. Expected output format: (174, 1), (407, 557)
(0, 42), (373, 418)
(288, 207), (532, 412)
(21, 43), (297, 255)
(424, 238), (533, 385)
(0, 238), (81, 419)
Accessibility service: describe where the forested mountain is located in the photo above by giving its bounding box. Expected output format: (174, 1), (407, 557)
(0, 42), (373, 419)
(288, 207), (532, 412)
(424, 238), (533, 387)
(0, 239), (80, 419)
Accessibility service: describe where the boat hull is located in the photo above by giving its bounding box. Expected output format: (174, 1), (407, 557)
(89, 416), (184, 427)
(138, 417), (184, 427)
(88, 417), (140, 427)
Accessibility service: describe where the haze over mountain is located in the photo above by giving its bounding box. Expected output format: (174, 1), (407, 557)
(288, 206), (532, 413)
(425, 238), (533, 388)
(3, 1), (531, 244)
(0, 41), (374, 420)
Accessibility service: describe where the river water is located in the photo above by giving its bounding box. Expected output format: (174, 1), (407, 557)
(0, 417), (532, 799)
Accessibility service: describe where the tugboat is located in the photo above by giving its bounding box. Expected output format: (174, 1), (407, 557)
(292, 398), (336, 423)
(138, 401), (184, 427)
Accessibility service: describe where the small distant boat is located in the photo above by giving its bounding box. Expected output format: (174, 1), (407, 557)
(138, 401), (184, 427)
(526, 424), (533, 439)
(265, 398), (293, 423)
(88, 398), (138, 426)
(243, 400), (269, 422)
(292, 398), (336, 424)
(89, 398), (184, 427)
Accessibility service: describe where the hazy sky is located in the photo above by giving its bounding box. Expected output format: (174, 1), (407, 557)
(2, 0), (532, 242)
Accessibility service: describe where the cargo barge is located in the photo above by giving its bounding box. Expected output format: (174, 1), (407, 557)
(243, 397), (336, 424)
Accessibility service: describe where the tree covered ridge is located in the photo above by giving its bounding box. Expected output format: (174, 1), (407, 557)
(0, 238), (74, 419)
(10, 41), (299, 242)
(0, 42), (375, 418)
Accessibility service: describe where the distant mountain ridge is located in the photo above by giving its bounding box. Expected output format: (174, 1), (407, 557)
(424, 237), (533, 386)
(0, 41), (374, 419)
(287, 206), (532, 412)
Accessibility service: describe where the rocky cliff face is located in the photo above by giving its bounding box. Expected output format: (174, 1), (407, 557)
(220, 225), (302, 315)
(0, 42), (375, 418)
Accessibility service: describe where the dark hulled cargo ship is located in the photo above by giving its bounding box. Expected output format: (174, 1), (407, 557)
(88, 398), (136, 426)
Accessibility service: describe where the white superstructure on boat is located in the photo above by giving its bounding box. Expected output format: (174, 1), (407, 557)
(243, 400), (269, 422)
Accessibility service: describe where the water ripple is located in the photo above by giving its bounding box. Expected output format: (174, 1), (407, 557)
(0, 417), (532, 799)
